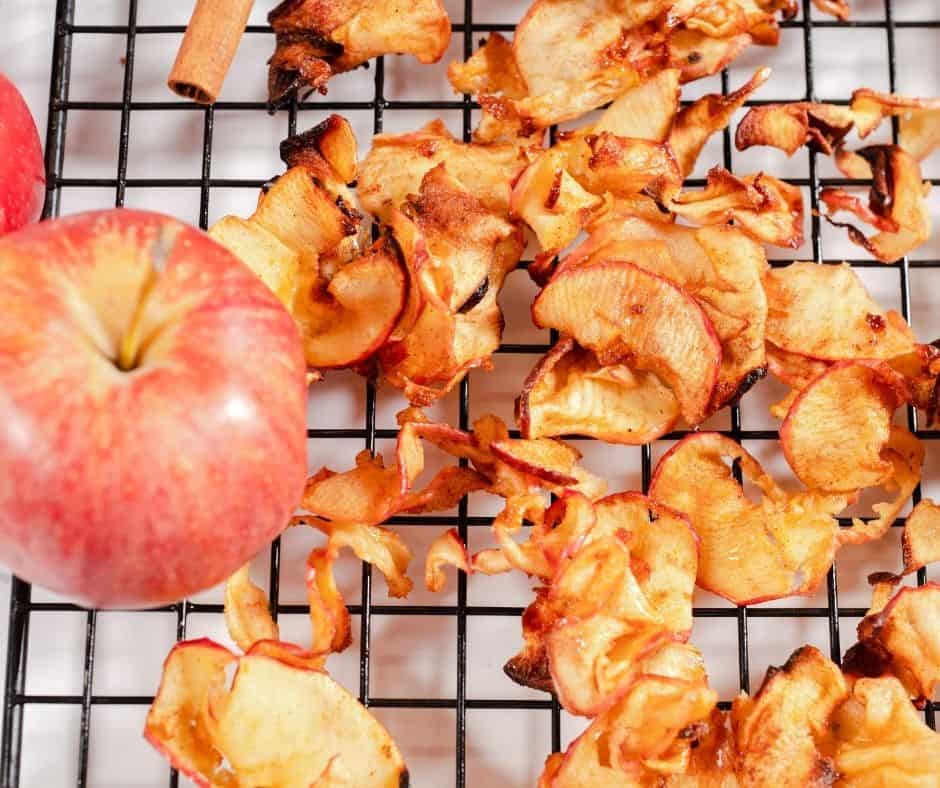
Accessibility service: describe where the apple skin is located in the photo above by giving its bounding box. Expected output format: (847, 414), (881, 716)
(0, 74), (45, 235)
(0, 209), (308, 608)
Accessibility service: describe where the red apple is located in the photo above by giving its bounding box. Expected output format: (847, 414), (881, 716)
(0, 209), (308, 608)
(0, 74), (45, 235)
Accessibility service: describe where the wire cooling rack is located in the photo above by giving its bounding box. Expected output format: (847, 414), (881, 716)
(2, 0), (939, 786)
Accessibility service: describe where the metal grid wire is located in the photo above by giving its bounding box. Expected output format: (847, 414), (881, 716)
(2, 0), (939, 785)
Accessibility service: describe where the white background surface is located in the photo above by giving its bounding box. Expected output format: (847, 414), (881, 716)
(2, 1), (940, 786)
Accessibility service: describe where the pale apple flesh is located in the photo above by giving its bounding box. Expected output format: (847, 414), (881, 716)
(0, 209), (308, 608)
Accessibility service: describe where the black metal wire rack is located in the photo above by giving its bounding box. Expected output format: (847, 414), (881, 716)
(2, 0), (939, 786)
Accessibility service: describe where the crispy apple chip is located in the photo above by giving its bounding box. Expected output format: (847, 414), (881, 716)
(669, 166), (804, 248)
(224, 565), (279, 653)
(764, 261), (917, 362)
(903, 499), (940, 575)
(732, 645), (848, 787)
(516, 338), (681, 445)
(821, 145), (932, 263)
(843, 583), (940, 704)
(736, 101), (855, 155)
(780, 362), (910, 493)
(850, 89), (940, 159)
(812, 0), (849, 19)
(267, 0), (449, 107)
(425, 528), (471, 593)
(649, 433), (848, 605)
(532, 260), (722, 426)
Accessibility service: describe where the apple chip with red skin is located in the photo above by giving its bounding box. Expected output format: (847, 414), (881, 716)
(267, 0), (450, 108)
(649, 433), (848, 605)
(843, 583), (940, 705)
(902, 499), (940, 575)
(562, 214), (769, 413)
(780, 361), (910, 493)
(532, 260), (722, 426)
(830, 676), (940, 785)
(424, 528), (471, 593)
(668, 166), (805, 248)
(736, 101), (855, 155)
(731, 645), (848, 788)
(516, 338), (681, 445)
(821, 145), (932, 263)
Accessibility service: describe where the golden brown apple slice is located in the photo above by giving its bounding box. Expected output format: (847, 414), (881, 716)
(210, 653), (407, 787)
(279, 114), (358, 186)
(764, 261), (917, 362)
(516, 338), (680, 445)
(820, 144), (932, 263)
(591, 68), (681, 143)
(293, 237), (406, 369)
(902, 499), (940, 575)
(780, 361), (910, 493)
(831, 676), (940, 784)
(532, 260), (722, 426)
(736, 100), (855, 156)
(843, 583), (940, 704)
(649, 433), (847, 605)
(667, 29), (752, 82)
(424, 528), (471, 593)
(224, 565), (279, 653)
(850, 89), (940, 157)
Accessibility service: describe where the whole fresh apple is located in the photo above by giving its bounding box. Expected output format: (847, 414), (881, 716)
(0, 209), (308, 608)
(0, 74), (45, 235)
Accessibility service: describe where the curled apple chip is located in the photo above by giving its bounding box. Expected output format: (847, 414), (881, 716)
(669, 166), (804, 248)
(566, 214), (768, 412)
(667, 28), (753, 83)
(812, 0), (849, 19)
(764, 261), (917, 362)
(424, 528), (471, 593)
(831, 676), (940, 784)
(850, 89), (940, 160)
(735, 101), (855, 155)
(902, 499), (940, 575)
(820, 145), (932, 263)
(532, 260), (722, 426)
(267, 0), (449, 107)
(780, 362), (910, 493)
(516, 338), (681, 445)
(279, 114), (358, 186)
(843, 583), (940, 704)
(224, 565), (279, 653)
(668, 66), (771, 177)
(358, 120), (529, 224)
(649, 433), (848, 605)
(732, 645), (848, 788)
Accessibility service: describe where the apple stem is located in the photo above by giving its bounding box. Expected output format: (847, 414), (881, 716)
(116, 226), (179, 372)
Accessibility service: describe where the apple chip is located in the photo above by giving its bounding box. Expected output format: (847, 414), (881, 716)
(267, 0), (450, 107)
(516, 338), (681, 445)
(780, 361), (910, 493)
(425, 528), (471, 593)
(649, 433), (848, 604)
(279, 113), (358, 186)
(358, 120), (530, 224)
(667, 28), (753, 83)
(144, 639), (238, 785)
(812, 0), (849, 19)
(820, 144), (932, 263)
(224, 565), (279, 653)
(532, 260), (722, 426)
(736, 101), (855, 155)
(850, 89), (940, 160)
(591, 67), (681, 143)
(764, 261), (917, 362)
(669, 166), (805, 248)
(669, 66), (771, 177)
(843, 583), (940, 704)
(565, 214), (769, 411)
(903, 499), (940, 575)
(210, 653), (406, 786)
(732, 645), (848, 787)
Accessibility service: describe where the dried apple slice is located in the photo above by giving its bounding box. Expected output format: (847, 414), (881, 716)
(649, 433), (848, 605)
(902, 499), (940, 575)
(516, 338), (680, 445)
(210, 654), (407, 787)
(831, 676), (940, 784)
(812, 0), (849, 20)
(843, 583), (940, 704)
(820, 144), (932, 263)
(780, 361), (910, 493)
(669, 166), (804, 248)
(850, 89), (940, 155)
(532, 260), (722, 426)
(764, 261), (917, 362)
(144, 639), (238, 786)
(293, 237), (407, 369)
(667, 29), (753, 83)
(425, 528), (471, 593)
(279, 114), (358, 186)
(224, 565), (279, 653)
(566, 133), (680, 202)
(736, 101), (855, 155)
(447, 32), (527, 102)
(732, 646), (848, 788)
(591, 68), (681, 143)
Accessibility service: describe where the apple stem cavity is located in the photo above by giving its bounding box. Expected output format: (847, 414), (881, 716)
(116, 225), (180, 372)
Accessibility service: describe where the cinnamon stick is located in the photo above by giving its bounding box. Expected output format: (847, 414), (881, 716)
(168, 0), (255, 104)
